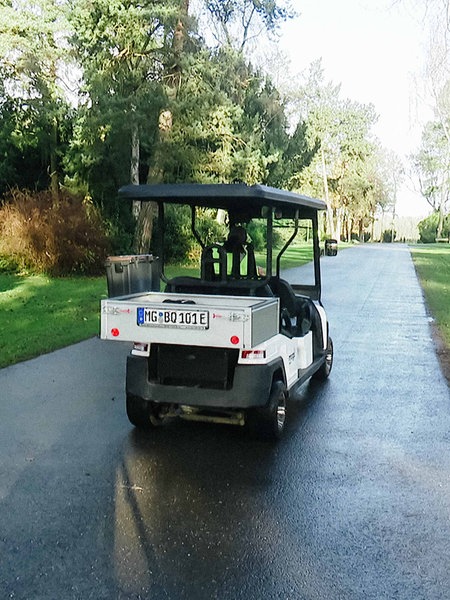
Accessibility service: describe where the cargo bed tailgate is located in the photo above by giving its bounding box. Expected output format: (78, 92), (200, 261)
(101, 292), (279, 349)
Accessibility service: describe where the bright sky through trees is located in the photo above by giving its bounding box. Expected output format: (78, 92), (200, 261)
(278, 0), (431, 216)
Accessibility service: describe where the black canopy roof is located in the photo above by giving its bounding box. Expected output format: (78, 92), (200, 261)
(118, 183), (326, 216)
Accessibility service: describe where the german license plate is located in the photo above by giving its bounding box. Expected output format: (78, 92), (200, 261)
(137, 307), (209, 330)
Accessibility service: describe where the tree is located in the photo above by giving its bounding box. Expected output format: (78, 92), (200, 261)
(0, 0), (74, 199)
(402, 0), (450, 236)
(158, 48), (284, 185)
(68, 0), (186, 251)
(418, 210), (450, 242)
(0, 73), (47, 193)
(243, 76), (291, 187)
(203, 0), (294, 50)
(282, 120), (318, 191)
(412, 119), (450, 238)
(367, 147), (402, 241)
(68, 0), (175, 187)
(130, 0), (294, 251)
(291, 61), (381, 240)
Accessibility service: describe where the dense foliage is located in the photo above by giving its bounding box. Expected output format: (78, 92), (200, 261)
(406, 0), (450, 242)
(418, 211), (450, 243)
(412, 120), (450, 241)
(0, 0), (408, 272)
(0, 189), (109, 275)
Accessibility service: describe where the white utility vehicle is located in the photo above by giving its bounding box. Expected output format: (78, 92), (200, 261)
(101, 184), (334, 439)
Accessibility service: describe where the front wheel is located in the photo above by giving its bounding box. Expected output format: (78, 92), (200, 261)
(312, 336), (333, 381)
(247, 380), (288, 441)
(126, 394), (162, 430)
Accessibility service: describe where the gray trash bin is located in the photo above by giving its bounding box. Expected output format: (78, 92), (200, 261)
(324, 239), (338, 257)
(105, 254), (160, 297)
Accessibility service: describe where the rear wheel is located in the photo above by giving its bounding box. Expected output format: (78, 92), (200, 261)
(312, 336), (333, 381)
(126, 394), (162, 430)
(247, 380), (287, 441)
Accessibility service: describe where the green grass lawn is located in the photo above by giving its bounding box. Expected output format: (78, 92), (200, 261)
(0, 274), (107, 368)
(0, 244), (328, 369)
(410, 244), (450, 348)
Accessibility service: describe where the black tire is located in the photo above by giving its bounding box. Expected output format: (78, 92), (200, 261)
(247, 380), (287, 441)
(312, 336), (333, 381)
(126, 394), (161, 430)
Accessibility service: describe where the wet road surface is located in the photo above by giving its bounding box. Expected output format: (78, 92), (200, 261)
(0, 243), (449, 599)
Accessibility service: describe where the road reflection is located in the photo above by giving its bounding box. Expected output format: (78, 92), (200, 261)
(111, 387), (316, 598)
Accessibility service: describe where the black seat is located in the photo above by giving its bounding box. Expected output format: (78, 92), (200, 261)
(165, 277), (273, 297)
(228, 242), (257, 279)
(268, 277), (312, 336)
(201, 244), (227, 281)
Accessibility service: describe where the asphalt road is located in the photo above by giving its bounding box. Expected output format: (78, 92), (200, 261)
(1, 243), (449, 600)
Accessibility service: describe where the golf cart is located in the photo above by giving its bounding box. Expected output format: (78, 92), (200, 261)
(101, 183), (334, 439)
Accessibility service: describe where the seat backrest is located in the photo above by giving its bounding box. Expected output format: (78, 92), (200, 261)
(245, 243), (257, 279)
(201, 244), (227, 281)
(268, 277), (298, 316)
(165, 277), (273, 297)
(229, 242), (257, 279)
(223, 225), (257, 280)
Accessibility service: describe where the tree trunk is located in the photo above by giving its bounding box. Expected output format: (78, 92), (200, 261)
(132, 2), (189, 254)
(347, 216), (353, 242)
(130, 122), (141, 219)
(436, 204), (445, 239)
(335, 206), (342, 241)
(435, 187), (447, 239)
(49, 116), (59, 203)
(321, 147), (334, 237)
(134, 202), (156, 254)
(358, 220), (364, 242)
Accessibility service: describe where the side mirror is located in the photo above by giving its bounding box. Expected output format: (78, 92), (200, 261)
(324, 239), (338, 257)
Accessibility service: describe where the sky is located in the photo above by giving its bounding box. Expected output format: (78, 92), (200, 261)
(276, 0), (432, 217)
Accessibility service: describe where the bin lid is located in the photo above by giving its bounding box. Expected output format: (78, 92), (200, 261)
(105, 254), (154, 264)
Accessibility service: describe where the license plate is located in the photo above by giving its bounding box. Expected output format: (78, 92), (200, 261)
(137, 307), (209, 330)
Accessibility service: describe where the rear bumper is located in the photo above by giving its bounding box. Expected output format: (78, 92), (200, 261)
(126, 354), (283, 409)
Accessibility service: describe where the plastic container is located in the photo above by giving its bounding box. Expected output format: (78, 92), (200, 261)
(105, 254), (160, 297)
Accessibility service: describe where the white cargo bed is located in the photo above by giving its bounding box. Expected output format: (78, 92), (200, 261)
(101, 292), (279, 349)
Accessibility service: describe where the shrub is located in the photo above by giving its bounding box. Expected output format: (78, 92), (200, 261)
(162, 205), (227, 264)
(247, 220), (283, 250)
(0, 188), (110, 275)
(246, 220), (266, 251)
(382, 229), (396, 243)
(418, 211), (450, 243)
(162, 204), (192, 263)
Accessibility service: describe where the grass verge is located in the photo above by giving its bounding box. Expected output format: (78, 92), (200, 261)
(0, 274), (107, 369)
(410, 244), (450, 382)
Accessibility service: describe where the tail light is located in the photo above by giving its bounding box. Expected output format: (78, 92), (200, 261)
(241, 350), (266, 360)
